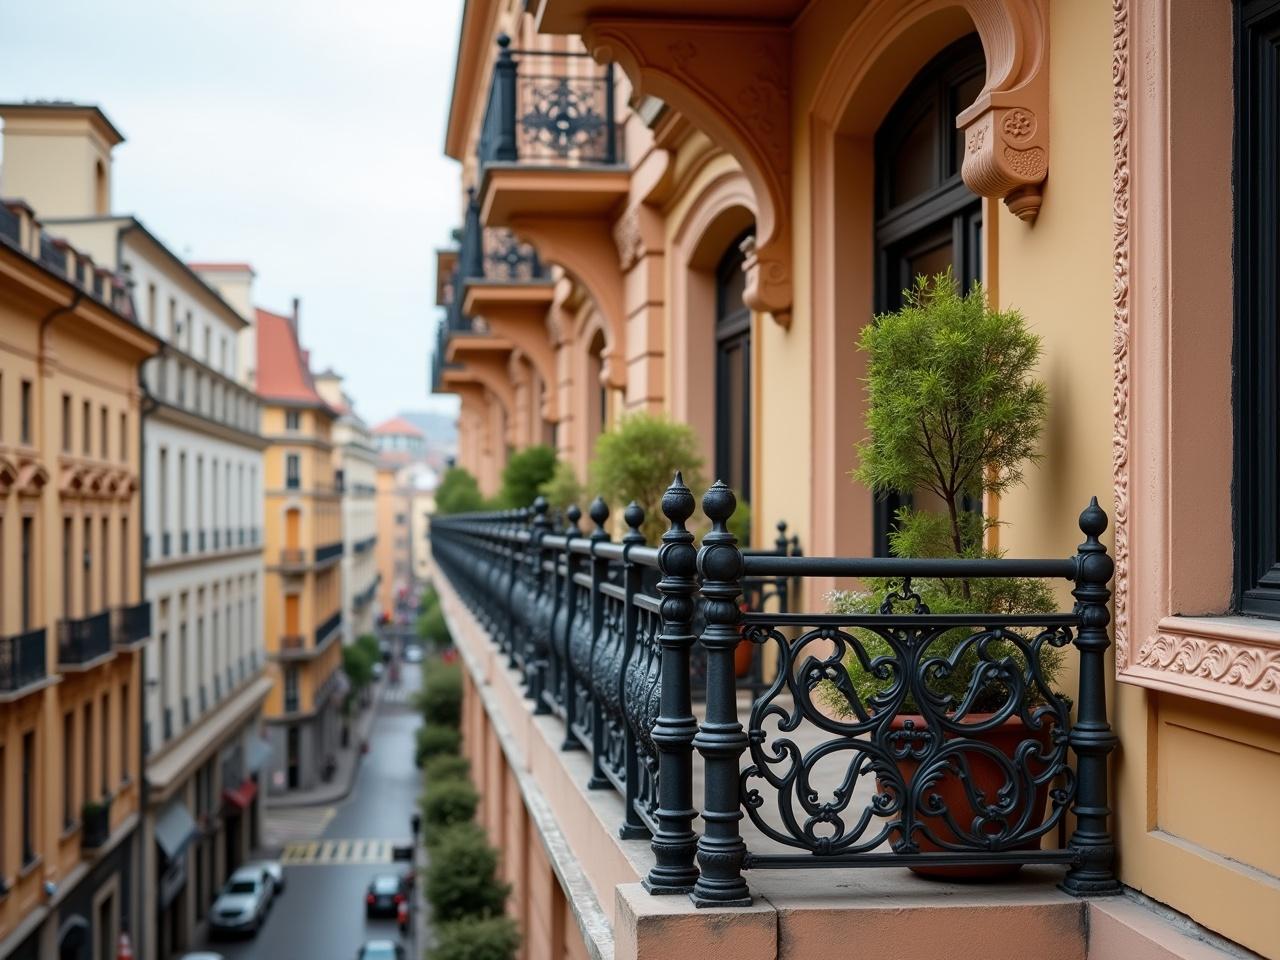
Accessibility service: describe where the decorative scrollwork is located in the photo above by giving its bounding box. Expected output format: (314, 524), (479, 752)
(519, 76), (610, 162)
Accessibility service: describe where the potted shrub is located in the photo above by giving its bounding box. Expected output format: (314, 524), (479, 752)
(829, 271), (1060, 879)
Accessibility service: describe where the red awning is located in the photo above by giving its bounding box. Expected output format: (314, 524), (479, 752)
(222, 778), (258, 811)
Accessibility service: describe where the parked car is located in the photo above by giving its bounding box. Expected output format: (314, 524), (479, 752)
(403, 645), (423, 664)
(241, 858), (285, 895)
(364, 873), (406, 918)
(208, 867), (272, 937)
(371, 660), (385, 680)
(356, 941), (406, 960)
(177, 954), (225, 960)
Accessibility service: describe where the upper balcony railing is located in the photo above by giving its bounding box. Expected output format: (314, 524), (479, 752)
(0, 628), (47, 694)
(111, 601), (151, 647)
(478, 36), (619, 172)
(429, 476), (1120, 905)
(58, 611), (113, 667)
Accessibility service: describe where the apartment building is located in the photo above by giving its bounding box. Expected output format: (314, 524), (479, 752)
(315, 371), (379, 646)
(0, 186), (158, 957)
(0, 105), (275, 958)
(429, 3), (1280, 959)
(254, 307), (345, 795)
(372, 418), (425, 619)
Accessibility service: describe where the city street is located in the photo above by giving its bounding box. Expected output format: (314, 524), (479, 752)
(199, 663), (424, 960)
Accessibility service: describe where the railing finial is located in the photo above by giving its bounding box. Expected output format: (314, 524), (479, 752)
(566, 503), (582, 535)
(589, 496), (610, 540)
(623, 501), (646, 545)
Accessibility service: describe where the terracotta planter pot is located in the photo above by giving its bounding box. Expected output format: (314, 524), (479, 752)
(880, 713), (1055, 880)
(733, 639), (755, 678)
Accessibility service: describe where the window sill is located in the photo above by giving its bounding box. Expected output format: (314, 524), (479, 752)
(17, 856), (42, 881)
(1118, 614), (1280, 718)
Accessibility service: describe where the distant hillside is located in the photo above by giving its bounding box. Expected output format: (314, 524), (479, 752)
(399, 410), (457, 455)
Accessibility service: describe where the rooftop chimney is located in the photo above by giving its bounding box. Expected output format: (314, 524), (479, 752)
(291, 296), (300, 332)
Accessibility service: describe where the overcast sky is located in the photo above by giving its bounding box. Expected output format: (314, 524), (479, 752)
(1, 0), (462, 425)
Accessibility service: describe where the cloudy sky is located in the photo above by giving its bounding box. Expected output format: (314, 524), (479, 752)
(1, 0), (462, 425)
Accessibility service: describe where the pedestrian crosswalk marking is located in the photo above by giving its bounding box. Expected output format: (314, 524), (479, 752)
(280, 837), (411, 866)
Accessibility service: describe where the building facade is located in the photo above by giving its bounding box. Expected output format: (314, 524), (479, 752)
(0, 107), (276, 958)
(315, 371), (380, 646)
(0, 185), (158, 958)
(430, 3), (1280, 959)
(253, 308), (345, 795)
(372, 418), (426, 620)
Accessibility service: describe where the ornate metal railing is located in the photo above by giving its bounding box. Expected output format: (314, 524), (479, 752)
(478, 36), (619, 170)
(315, 611), (342, 646)
(0, 628), (47, 692)
(58, 611), (112, 666)
(315, 541), (344, 564)
(430, 476), (1120, 903)
(111, 602), (151, 647)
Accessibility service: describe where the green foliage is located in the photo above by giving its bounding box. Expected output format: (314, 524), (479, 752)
(496, 444), (558, 509)
(826, 270), (1060, 718)
(417, 662), (463, 726)
(421, 778), (479, 829)
(419, 584), (440, 614)
(417, 603), (452, 651)
(590, 413), (706, 543)
(429, 915), (520, 960)
(854, 271), (1047, 555)
(727, 496), (752, 546)
(415, 723), (461, 768)
(356, 632), (381, 664)
(424, 753), (471, 784)
(435, 466), (486, 515)
(342, 641), (375, 692)
(424, 823), (510, 922)
(538, 460), (585, 513)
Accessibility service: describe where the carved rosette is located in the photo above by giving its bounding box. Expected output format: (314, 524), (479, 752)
(960, 105), (1048, 221)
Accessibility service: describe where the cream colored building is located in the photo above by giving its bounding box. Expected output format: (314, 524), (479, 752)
(315, 371), (379, 645)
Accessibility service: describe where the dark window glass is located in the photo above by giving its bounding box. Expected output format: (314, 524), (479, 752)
(21, 731), (35, 864)
(872, 33), (985, 556)
(715, 230), (754, 506)
(286, 454), (301, 490)
(21, 517), (33, 631)
(1235, 0), (1280, 616)
(63, 712), (74, 828)
(19, 380), (31, 445)
(61, 395), (71, 452)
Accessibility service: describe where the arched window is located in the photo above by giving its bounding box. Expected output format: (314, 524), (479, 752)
(872, 34), (985, 555)
(715, 231), (754, 503)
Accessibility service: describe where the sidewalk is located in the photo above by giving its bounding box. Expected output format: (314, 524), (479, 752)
(266, 677), (385, 809)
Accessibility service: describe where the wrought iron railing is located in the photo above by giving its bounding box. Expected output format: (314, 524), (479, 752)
(315, 611), (342, 646)
(0, 628), (47, 692)
(315, 541), (344, 564)
(478, 36), (619, 170)
(429, 476), (1120, 904)
(58, 611), (112, 666)
(111, 602), (151, 646)
(0, 203), (20, 246)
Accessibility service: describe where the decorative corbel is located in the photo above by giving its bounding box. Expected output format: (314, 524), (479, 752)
(17, 461), (49, 497)
(957, 0), (1051, 222)
(584, 19), (793, 326)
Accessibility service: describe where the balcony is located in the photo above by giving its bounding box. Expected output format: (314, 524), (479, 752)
(111, 601), (151, 648)
(0, 628), (47, 696)
(477, 37), (627, 224)
(315, 611), (342, 646)
(57, 611), (113, 668)
(353, 535), (377, 554)
(81, 794), (113, 851)
(315, 541), (344, 565)
(278, 634), (308, 658)
(429, 478), (1121, 926)
(278, 548), (307, 571)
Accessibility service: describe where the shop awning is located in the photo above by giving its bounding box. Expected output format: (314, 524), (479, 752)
(155, 800), (198, 862)
(222, 778), (258, 811)
(246, 736), (272, 774)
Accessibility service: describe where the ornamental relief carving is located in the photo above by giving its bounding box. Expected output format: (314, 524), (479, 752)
(1135, 633), (1280, 700)
(1112, 0), (1133, 671)
(612, 206), (644, 272)
(959, 105), (1050, 221)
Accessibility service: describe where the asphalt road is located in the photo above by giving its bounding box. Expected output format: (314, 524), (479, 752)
(200, 662), (423, 960)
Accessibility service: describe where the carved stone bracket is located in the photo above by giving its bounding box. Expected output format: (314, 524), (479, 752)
(957, 0), (1051, 221)
(584, 19), (793, 326)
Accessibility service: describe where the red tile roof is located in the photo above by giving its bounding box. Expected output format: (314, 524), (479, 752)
(373, 416), (425, 437)
(255, 307), (329, 409)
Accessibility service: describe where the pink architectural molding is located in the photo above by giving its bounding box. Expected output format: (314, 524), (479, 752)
(1109, 0), (1276, 717)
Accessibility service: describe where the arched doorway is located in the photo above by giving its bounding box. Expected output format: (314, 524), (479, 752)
(715, 230), (754, 504)
(871, 33), (985, 555)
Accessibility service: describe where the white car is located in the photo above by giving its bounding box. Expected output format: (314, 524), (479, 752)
(208, 867), (272, 937)
(241, 858), (285, 895)
(403, 645), (423, 663)
(357, 941), (406, 960)
(178, 954), (224, 960)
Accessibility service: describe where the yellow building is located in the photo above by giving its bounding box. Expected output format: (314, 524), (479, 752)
(254, 307), (345, 794)
(430, 2), (1280, 959)
(0, 191), (158, 957)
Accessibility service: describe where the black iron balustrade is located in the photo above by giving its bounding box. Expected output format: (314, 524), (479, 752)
(315, 611), (342, 646)
(39, 232), (66, 275)
(429, 478), (1118, 905)
(483, 227), (545, 281)
(315, 541), (344, 564)
(478, 35), (619, 170)
(0, 202), (21, 246)
(0, 628), (47, 692)
(58, 611), (112, 666)
(111, 601), (151, 646)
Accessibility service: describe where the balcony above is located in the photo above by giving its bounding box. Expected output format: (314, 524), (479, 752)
(315, 541), (344, 565)
(58, 611), (114, 670)
(0, 628), (48, 699)
(477, 38), (628, 226)
(111, 601), (151, 649)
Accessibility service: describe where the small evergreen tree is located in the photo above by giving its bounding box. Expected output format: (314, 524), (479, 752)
(435, 466), (486, 515)
(429, 916), (520, 960)
(425, 823), (510, 921)
(496, 444), (558, 509)
(538, 460), (584, 513)
(590, 413), (705, 543)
